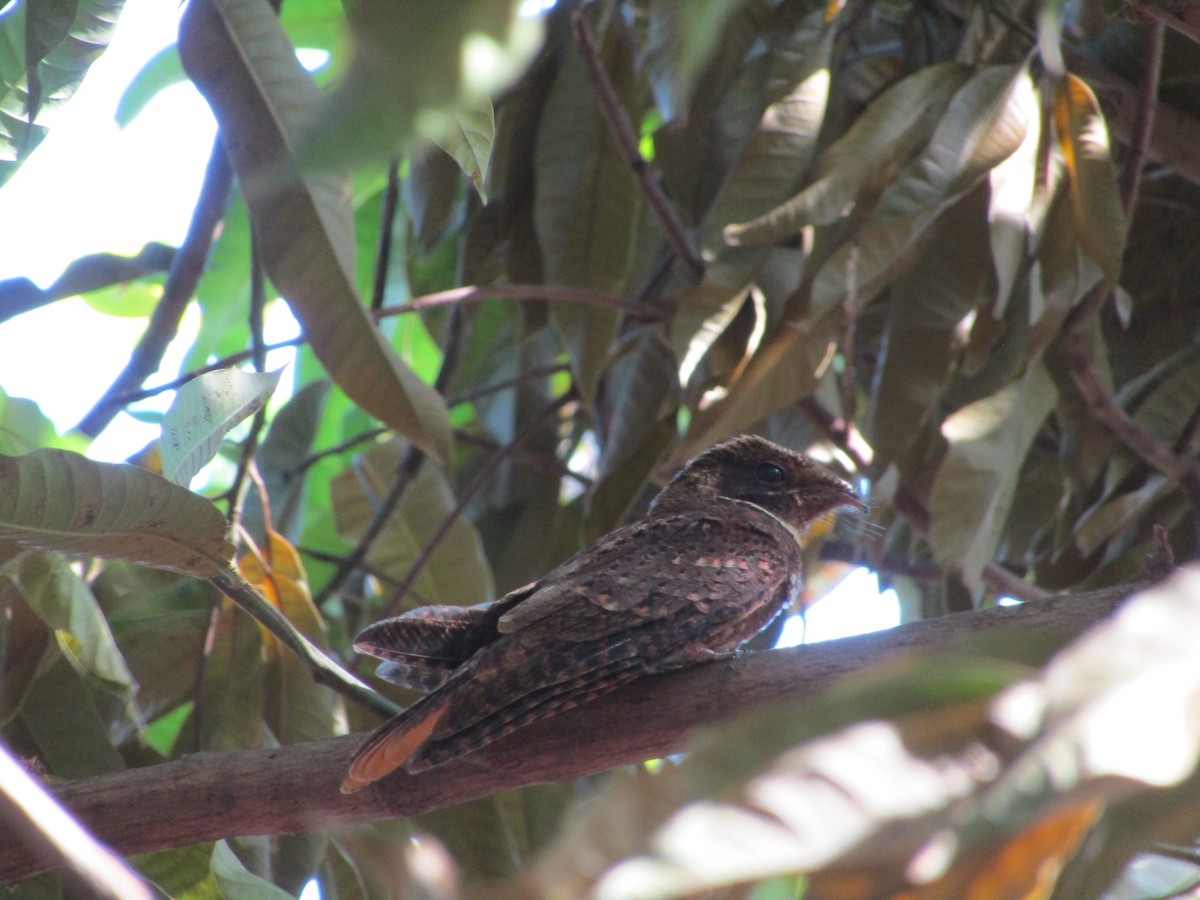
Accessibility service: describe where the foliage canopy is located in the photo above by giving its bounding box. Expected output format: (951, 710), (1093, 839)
(3, 0), (1200, 896)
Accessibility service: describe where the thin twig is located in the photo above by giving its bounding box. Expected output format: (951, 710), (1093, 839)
(384, 392), (575, 616)
(446, 363), (570, 408)
(1125, 0), (1200, 46)
(454, 427), (592, 488)
(375, 283), (663, 322)
(371, 162), (402, 312)
(225, 237), (271, 523)
(75, 138), (233, 437)
(570, 10), (704, 276)
(105, 337), (306, 406)
(1119, 21), (1165, 222)
(839, 242), (860, 429)
(314, 310), (467, 609)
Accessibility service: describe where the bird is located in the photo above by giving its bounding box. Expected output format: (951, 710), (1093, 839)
(341, 433), (863, 792)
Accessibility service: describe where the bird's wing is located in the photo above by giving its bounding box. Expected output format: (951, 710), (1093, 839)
(497, 508), (800, 638)
(353, 606), (496, 691)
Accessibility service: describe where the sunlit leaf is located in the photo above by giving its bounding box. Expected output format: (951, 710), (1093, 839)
(296, 0), (540, 172)
(161, 367), (282, 487)
(179, 0), (453, 465)
(0, 0), (122, 187)
(0, 449), (234, 577)
(434, 98), (494, 204)
(929, 363), (1057, 594)
(723, 61), (969, 246)
(1053, 74), (1125, 283)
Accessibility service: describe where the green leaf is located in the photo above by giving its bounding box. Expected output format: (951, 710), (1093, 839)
(0, 387), (86, 455)
(0, 0), (122, 187)
(242, 379), (330, 543)
(178, 0), (453, 466)
(114, 45), (186, 128)
(161, 368), (282, 487)
(533, 33), (641, 400)
(722, 61), (970, 246)
(8, 553), (138, 699)
(0, 449), (235, 577)
(929, 363), (1058, 594)
(1053, 74), (1125, 283)
(211, 840), (295, 899)
(16, 651), (126, 777)
(866, 187), (992, 467)
(295, 0), (540, 171)
(433, 98), (494, 203)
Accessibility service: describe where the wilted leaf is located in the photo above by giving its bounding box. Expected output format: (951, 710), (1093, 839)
(1053, 74), (1125, 284)
(239, 529), (346, 744)
(161, 368), (282, 487)
(179, 0), (453, 465)
(0, 449), (234, 577)
(7, 553), (138, 701)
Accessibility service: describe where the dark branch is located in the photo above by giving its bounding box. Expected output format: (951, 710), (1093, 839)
(0, 583), (1135, 883)
(75, 138), (233, 437)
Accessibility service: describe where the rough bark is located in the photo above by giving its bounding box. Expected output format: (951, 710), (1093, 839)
(0, 584), (1135, 883)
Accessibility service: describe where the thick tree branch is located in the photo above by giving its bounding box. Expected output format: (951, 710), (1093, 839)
(0, 583), (1134, 883)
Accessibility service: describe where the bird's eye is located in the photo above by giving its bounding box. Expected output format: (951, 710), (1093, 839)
(756, 462), (786, 483)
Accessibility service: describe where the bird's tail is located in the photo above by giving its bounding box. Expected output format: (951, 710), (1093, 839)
(354, 605), (495, 692)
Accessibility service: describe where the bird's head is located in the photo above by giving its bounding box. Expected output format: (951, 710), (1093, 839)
(650, 435), (864, 537)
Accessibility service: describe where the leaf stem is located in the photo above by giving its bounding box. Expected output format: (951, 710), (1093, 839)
(209, 567), (399, 718)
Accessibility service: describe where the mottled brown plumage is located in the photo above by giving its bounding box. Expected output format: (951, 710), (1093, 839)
(341, 434), (862, 792)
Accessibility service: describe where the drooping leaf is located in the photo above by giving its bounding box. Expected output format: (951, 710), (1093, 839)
(7, 552), (138, 701)
(637, 0), (751, 124)
(866, 187), (992, 467)
(239, 529), (346, 745)
(0, 449), (234, 577)
(161, 368), (282, 487)
(296, 0), (541, 172)
(722, 61), (970, 246)
(178, 0), (453, 465)
(929, 362), (1058, 594)
(114, 46), (186, 128)
(433, 98), (494, 204)
(1053, 73), (1125, 284)
(0, 0), (122, 187)
(533, 29), (641, 401)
